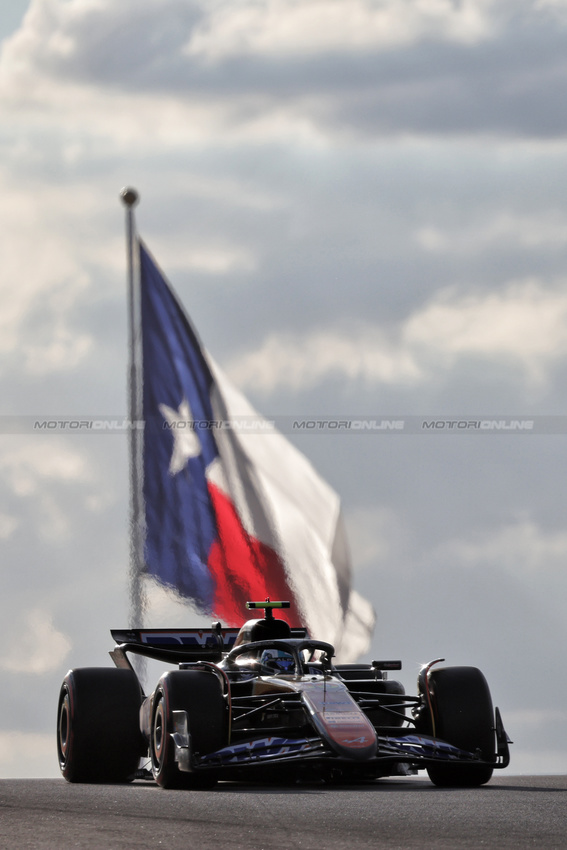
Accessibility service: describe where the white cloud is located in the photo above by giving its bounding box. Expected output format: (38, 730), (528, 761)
(0, 0), (542, 147)
(186, 0), (496, 61)
(0, 439), (97, 540)
(0, 0), (500, 93)
(0, 608), (71, 674)
(227, 326), (421, 391)
(228, 280), (567, 392)
(0, 440), (91, 496)
(404, 279), (567, 383)
(432, 519), (567, 579)
(0, 0), (563, 168)
(0, 176), (98, 375)
(146, 239), (257, 277)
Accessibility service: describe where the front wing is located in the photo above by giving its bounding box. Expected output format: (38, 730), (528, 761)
(177, 727), (509, 776)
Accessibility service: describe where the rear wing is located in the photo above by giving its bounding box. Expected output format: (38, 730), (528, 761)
(109, 625), (309, 669)
(109, 627), (241, 668)
(111, 627), (241, 650)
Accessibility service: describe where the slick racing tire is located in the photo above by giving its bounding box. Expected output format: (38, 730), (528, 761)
(420, 666), (495, 787)
(57, 667), (144, 783)
(150, 670), (226, 789)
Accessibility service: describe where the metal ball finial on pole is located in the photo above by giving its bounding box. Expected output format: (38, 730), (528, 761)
(120, 186), (139, 208)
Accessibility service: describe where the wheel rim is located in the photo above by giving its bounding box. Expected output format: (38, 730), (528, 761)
(57, 688), (71, 769)
(152, 697), (166, 773)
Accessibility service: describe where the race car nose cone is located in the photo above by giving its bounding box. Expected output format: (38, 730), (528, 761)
(301, 681), (378, 761)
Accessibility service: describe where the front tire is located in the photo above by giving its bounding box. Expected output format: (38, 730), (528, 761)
(57, 668), (144, 783)
(150, 670), (226, 789)
(419, 666), (495, 787)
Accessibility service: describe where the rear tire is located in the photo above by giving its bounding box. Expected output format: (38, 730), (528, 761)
(57, 668), (144, 783)
(420, 666), (495, 787)
(150, 670), (226, 789)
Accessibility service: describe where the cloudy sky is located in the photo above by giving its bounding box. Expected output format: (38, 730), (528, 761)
(2, 0), (567, 778)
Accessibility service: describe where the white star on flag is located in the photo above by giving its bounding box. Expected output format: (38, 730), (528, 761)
(159, 399), (201, 474)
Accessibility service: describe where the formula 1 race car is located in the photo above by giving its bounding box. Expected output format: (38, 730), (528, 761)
(57, 601), (511, 788)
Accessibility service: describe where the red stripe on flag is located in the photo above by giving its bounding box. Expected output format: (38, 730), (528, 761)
(207, 483), (299, 627)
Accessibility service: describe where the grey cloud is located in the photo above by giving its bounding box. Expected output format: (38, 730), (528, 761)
(15, 0), (567, 138)
(19, 0), (204, 85)
(331, 36), (567, 139)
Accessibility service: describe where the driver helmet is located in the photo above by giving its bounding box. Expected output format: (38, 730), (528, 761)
(261, 649), (295, 673)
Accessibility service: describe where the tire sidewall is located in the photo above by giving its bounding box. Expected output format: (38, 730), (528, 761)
(150, 670), (226, 788)
(56, 668), (143, 783)
(420, 666), (496, 787)
(150, 682), (178, 788)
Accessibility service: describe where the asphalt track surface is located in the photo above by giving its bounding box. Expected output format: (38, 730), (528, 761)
(1, 775), (565, 849)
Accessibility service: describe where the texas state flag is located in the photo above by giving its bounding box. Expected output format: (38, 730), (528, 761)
(139, 240), (375, 660)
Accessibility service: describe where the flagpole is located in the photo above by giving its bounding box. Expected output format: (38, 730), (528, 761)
(120, 188), (147, 652)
